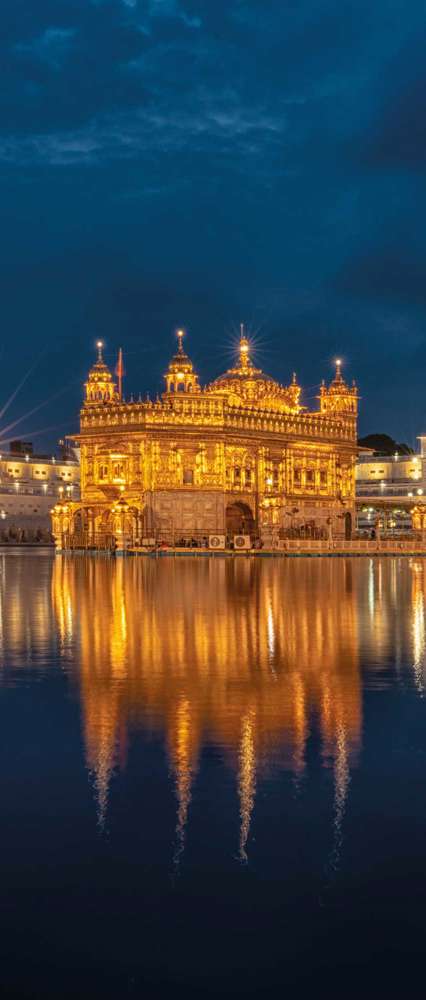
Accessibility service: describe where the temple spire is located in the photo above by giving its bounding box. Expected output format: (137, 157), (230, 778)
(334, 358), (343, 383)
(164, 330), (200, 394)
(177, 329), (184, 355)
(239, 324), (251, 369)
(85, 340), (117, 406)
(318, 356), (358, 416)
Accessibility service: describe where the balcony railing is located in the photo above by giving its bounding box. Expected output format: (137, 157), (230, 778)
(356, 484), (424, 497)
(0, 484), (80, 498)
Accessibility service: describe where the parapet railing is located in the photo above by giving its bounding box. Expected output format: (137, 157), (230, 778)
(276, 538), (426, 553)
(80, 397), (357, 444)
(356, 484), (424, 497)
(0, 484), (80, 497)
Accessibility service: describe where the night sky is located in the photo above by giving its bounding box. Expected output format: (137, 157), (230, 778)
(1, 0), (426, 450)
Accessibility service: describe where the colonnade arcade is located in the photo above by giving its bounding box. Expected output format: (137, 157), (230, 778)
(52, 497), (144, 550)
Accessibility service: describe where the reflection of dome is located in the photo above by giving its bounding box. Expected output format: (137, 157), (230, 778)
(207, 330), (301, 412)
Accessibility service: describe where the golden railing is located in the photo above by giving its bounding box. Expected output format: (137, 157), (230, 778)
(79, 396), (357, 444)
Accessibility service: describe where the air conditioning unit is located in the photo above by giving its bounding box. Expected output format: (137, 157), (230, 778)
(209, 534), (226, 549)
(234, 534), (251, 550)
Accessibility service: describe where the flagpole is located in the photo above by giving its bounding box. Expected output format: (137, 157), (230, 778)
(116, 347), (123, 401)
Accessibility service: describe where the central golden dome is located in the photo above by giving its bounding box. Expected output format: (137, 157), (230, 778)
(207, 331), (301, 413)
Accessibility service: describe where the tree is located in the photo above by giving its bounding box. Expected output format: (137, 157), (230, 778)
(358, 433), (413, 455)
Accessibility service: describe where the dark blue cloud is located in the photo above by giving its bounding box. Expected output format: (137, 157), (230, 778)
(0, 0), (426, 446)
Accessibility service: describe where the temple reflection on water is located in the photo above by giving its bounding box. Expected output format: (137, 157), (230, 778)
(2, 554), (426, 860)
(51, 557), (362, 855)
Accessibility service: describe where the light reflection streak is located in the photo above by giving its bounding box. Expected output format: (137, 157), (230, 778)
(169, 696), (197, 870)
(238, 708), (256, 862)
(411, 563), (426, 694)
(368, 558), (375, 618)
(329, 721), (350, 874)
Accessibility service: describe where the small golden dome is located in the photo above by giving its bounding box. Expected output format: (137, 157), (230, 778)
(164, 330), (200, 394)
(85, 341), (118, 406)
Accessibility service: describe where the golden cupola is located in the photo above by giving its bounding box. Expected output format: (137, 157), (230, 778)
(84, 341), (118, 406)
(164, 330), (200, 394)
(207, 326), (301, 413)
(319, 359), (358, 416)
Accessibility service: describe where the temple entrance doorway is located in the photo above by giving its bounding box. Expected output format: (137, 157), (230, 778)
(345, 511), (352, 540)
(226, 501), (255, 537)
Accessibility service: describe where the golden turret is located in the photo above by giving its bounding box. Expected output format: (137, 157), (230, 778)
(319, 359), (358, 416)
(164, 330), (200, 394)
(84, 341), (118, 406)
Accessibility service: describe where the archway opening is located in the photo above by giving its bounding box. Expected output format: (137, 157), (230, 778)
(345, 511), (352, 540)
(226, 501), (255, 538)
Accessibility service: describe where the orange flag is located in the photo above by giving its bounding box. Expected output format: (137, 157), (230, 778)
(115, 348), (125, 399)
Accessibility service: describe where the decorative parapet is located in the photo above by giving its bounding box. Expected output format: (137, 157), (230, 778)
(79, 395), (356, 444)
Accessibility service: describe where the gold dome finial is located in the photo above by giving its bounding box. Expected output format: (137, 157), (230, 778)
(96, 340), (104, 363)
(239, 324), (251, 369)
(177, 329), (185, 355)
(335, 358), (343, 383)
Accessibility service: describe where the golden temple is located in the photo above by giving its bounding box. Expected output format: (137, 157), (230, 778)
(52, 330), (358, 549)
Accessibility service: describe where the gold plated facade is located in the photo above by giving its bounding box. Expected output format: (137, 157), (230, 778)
(52, 332), (358, 548)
